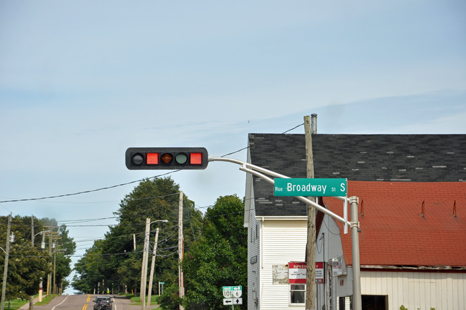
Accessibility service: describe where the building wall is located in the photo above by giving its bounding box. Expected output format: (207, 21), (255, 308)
(246, 165), (261, 310)
(361, 270), (466, 310)
(260, 219), (307, 310)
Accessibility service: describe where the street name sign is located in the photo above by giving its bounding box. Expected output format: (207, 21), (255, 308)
(222, 286), (242, 298)
(274, 178), (347, 197)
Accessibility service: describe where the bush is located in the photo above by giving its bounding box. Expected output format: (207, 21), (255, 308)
(158, 284), (182, 310)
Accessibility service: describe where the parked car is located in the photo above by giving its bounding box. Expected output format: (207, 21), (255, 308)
(93, 297), (113, 310)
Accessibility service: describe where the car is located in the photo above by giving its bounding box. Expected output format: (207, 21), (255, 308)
(93, 297), (113, 310)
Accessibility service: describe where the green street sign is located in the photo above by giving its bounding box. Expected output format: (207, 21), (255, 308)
(274, 178), (347, 197)
(160, 282), (165, 284)
(223, 286), (242, 298)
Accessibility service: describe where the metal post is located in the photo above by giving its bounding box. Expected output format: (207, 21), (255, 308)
(146, 228), (159, 310)
(349, 196), (361, 310)
(178, 192), (184, 310)
(1, 213), (12, 310)
(141, 218), (150, 310)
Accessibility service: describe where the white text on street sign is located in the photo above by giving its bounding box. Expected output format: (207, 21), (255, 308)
(274, 178), (347, 197)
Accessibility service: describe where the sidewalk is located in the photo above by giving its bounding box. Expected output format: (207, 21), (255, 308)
(18, 297), (40, 310)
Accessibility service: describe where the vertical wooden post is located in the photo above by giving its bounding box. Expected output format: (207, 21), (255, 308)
(304, 115), (316, 310)
(178, 192), (184, 310)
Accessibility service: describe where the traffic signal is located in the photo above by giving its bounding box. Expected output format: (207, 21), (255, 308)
(125, 147), (209, 170)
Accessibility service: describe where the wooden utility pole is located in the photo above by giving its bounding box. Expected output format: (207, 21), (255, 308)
(304, 115), (316, 310)
(146, 228), (159, 310)
(178, 191), (184, 310)
(1, 213), (12, 310)
(141, 218), (150, 309)
(31, 215), (34, 247)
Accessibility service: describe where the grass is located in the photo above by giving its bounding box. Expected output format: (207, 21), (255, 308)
(4, 295), (39, 310)
(35, 294), (58, 306)
(129, 295), (160, 305)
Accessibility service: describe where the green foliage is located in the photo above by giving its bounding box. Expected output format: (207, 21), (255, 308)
(0, 215), (57, 299)
(158, 284), (182, 310)
(400, 306), (408, 310)
(72, 177), (202, 296)
(182, 195), (247, 310)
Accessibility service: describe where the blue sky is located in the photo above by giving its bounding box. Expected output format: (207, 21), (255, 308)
(1, 0), (465, 292)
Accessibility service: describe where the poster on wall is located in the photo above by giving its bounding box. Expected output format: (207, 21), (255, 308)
(315, 262), (324, 284)
(288, 262), (306, 284)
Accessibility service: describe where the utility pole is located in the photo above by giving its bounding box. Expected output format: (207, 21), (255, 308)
(47, 231), (52, 296)
(146, 228), (159, 310)
(31, 215), (34, 247)
(140, 218), (150, 310)
(1, 213), (12, 310)
(53, 249), (56, 294)
(178, 191), (184, 310)
(304, 115), (316, 310)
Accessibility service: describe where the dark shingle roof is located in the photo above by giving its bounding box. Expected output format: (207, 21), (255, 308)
(248, 133), (466, 217)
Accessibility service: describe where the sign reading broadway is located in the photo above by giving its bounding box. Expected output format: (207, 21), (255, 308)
(274, 178), (347, 197)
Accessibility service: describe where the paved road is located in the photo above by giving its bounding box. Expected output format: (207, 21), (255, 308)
(32, 295), (159, 310)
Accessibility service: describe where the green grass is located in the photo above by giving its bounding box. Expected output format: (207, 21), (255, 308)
(4, 295), (39, 310)
(35, 294), (58, 306)
(129, 295), (160, 305)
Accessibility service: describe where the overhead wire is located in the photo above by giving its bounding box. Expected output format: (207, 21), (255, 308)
(0, 122), (304, 205)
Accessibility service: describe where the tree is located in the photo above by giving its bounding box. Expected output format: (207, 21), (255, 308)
(72, 177), (203, 296)
(182, 195), (247, 310)
(0, 215), (51, 301)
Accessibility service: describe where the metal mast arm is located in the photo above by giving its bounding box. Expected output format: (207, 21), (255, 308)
(209, 156), (350, 226)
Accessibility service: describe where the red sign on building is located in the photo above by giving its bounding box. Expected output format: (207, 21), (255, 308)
(315, 262), (324, 284)
(289, 262), (306, 284)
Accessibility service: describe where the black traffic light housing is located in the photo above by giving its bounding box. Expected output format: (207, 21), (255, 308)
(125, 147), (209, 170)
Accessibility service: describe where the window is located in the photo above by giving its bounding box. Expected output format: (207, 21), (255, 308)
(361, 295), (387, 310)
(290, 284), (305, 304)
(256, 223), (259, 239)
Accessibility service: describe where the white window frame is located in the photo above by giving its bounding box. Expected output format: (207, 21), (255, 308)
(289, 284), (306, 306)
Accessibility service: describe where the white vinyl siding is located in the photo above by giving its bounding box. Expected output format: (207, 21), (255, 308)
(260, 220), (307, 310)
(361, 271), (466, 310)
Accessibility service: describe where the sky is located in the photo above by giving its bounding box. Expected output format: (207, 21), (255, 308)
(0, 0), (465, 293)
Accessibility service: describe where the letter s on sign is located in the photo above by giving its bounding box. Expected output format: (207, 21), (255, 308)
(340, 183), (346, 192)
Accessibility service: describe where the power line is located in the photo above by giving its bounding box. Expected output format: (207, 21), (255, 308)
(0, 171), (179, 204)
(0, 122), (304, 205)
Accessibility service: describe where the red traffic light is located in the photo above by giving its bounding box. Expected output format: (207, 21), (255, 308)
(126, 147), (208, 170)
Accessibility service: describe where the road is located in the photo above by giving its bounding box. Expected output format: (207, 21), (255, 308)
(33, 295), (159, 310)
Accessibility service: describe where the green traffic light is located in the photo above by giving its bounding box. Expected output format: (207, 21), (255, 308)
(175, 153), (188, 165)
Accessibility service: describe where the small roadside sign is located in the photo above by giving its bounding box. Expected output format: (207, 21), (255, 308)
(223, 299), (233, 305)
(233, 298), (242, 305)
(274, 178), (347, 197)
(222, 286), (242, 298)
(315, 262), (324, 284)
